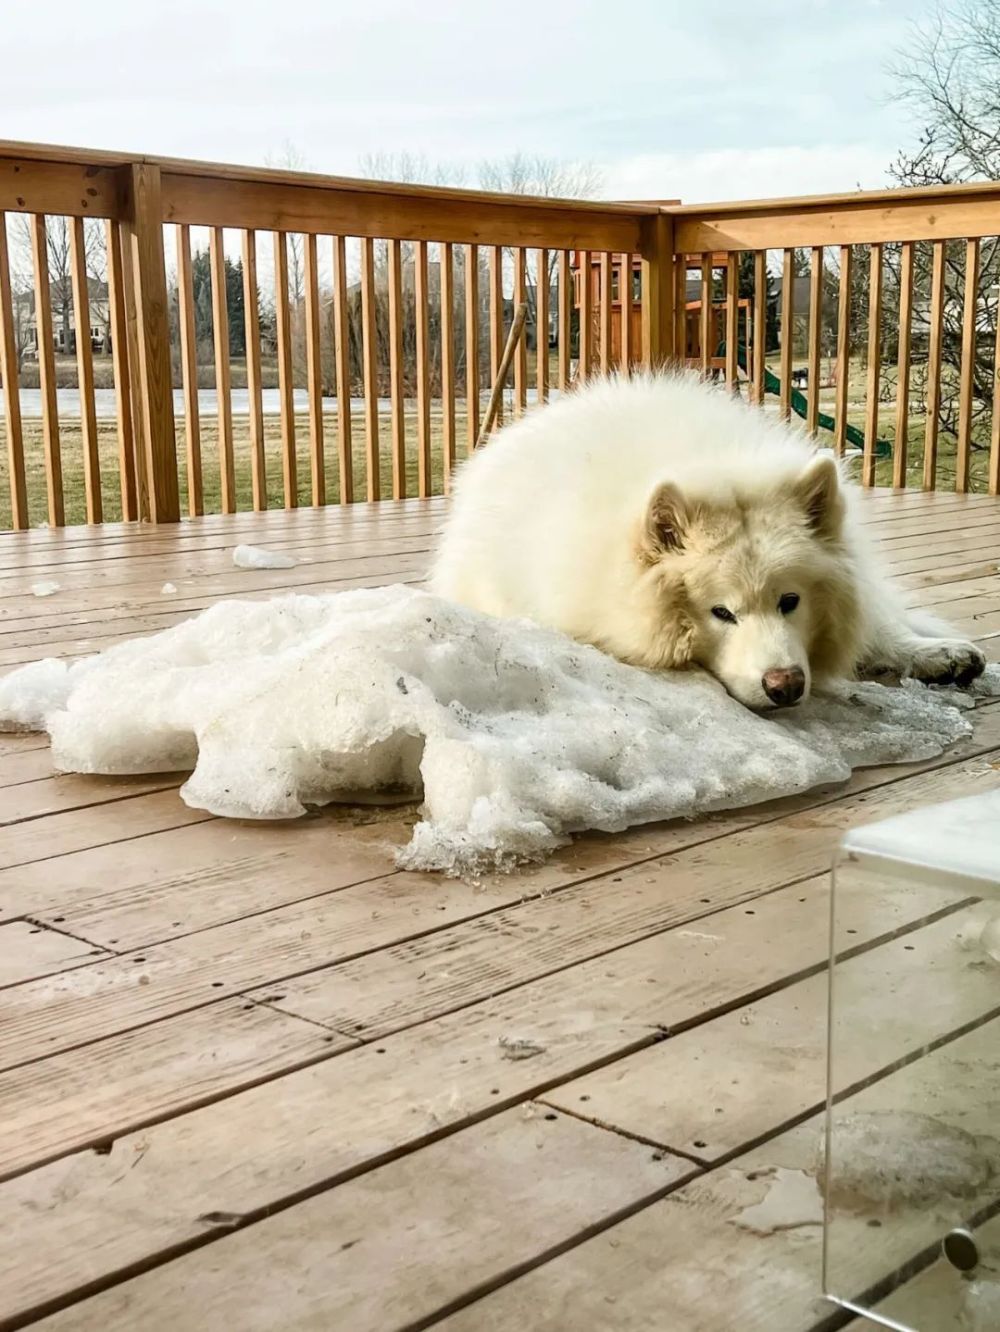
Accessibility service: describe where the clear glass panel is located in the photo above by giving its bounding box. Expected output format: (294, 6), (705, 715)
(823, 825), (1000, 1330)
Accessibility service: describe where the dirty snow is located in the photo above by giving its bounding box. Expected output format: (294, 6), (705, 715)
(232, 544), (297, 570)
(0, 585), (996, 875)
(30, 580), (60, 597)
(823, 1110), (993, 1210)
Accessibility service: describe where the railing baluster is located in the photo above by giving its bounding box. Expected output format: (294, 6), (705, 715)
(992, 269), (1000, 497)
(31, 215), (63, 527)
(241, 230), (267, 510)
(558, 250), (571, 391)
(700, 254), (712, 377)
(894, 241), (914, 489)
(637, 214), (673, 367)
(273, 231), (297, 508)
(0, 212), (28, 529)
(440, 241), (456, 490)
(117, 217), (148, 519)
(599, 250), (613, 377)
(619, 251), (632, 373)
(752, 250), (766, 404)
(956, 237), (979, 494)
(673, 254), (686, 364)
(387, 239), (406, 499)
(304, 233), (325, 507)
(176, 223), (202, 516)
(415, 240), (431, 497)
(536, 248), (549, 399)
(69, 217), (102, 524)
(210, 225), (235, 513)
(923, 240), (946, 492)
(780, 248), (793, 421)
(489, 245), (504, 424)
(514, 248), (528, 411)
(863, 243), (883, 488)
(578, 249), (593, 381)
(332, 235), (354, 503)
(725, 253), (738, 392)
(464, 244), (479, 454)
(806, 245), (823, 435)
(834, 246), (851, 456)
(123, 163), (178, 523)
(360, 236), (380, 502)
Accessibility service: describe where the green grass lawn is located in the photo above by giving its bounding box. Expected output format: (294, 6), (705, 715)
(1, 407), (469, 529)
(2, 354), (996, 530)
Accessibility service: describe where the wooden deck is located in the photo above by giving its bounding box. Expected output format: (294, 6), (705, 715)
(1, 489), (1000, 1331)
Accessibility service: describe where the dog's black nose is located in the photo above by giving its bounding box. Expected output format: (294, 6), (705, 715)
(762, 666), (806, 707)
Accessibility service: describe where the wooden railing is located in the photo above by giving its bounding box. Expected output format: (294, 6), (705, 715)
(3, 142), (1000, 529)
(671, 183), (1000, 496)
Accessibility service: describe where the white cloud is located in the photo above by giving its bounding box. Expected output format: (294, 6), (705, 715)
(602, 144), (895, 206)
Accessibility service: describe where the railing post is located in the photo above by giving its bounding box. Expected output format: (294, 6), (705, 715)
(121, 161), (180, 523)
(640, 211), (676, 368)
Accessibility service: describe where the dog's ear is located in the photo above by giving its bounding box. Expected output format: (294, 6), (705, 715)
(793, 456), (843, 539)
(642, 481), (689, 560)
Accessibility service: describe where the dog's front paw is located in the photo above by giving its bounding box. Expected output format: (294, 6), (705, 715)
(906, 639), (986, 688)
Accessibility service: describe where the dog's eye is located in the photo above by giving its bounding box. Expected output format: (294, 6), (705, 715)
(778, 593), (800, 616)
(711, 606), (737, 624)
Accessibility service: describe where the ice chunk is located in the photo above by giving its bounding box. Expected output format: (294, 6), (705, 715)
(979, 914), (1000, 963)
(0, 587), (994, 875)
(161, 583), (177, 594)
(823, 1110), (992, 1209)
(232, 545), (297, 570)
(31, 580), (60, 597)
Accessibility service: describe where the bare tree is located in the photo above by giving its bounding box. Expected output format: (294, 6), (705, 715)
(265, 142), (307, 305)
(477, 153), (603, 201)
(358, 151), (466, 189)
(889, 0), (1000, 185)
(352, 149), (603, 389)
(888, 1), (1000, 470)
(477, 155), (604, 351)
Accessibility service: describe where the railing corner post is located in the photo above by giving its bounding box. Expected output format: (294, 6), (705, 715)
(122, 160), (179, 523)
(640, 211), (677, 370)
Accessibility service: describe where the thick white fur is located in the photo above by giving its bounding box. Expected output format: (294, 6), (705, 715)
(431, 375), (985, 709)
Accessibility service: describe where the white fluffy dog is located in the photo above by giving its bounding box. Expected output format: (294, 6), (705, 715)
(431, 375), (985, 710)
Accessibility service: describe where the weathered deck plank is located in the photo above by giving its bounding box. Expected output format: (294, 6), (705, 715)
(0, 491), (998, 1330)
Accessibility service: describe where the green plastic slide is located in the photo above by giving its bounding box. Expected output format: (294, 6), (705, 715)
(729, 341), (890, 458)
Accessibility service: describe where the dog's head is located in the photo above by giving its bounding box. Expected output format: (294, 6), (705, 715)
(637, 456), (861, 710)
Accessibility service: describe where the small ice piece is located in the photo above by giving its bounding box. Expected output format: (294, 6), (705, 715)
(498, 1035), (546, 1061)
(31, 581), (60, 597)
(161, 583), (177, 594)
(232, 545), (297, 570)
(979, 915), (1000, 963)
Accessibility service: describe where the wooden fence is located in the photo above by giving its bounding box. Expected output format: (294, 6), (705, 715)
(3, 142), (1000, 528)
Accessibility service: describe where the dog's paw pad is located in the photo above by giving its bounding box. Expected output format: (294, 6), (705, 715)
(908, 641), (986, 688)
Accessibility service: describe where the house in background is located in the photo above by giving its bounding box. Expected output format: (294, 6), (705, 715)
(20, 276), (110, 358)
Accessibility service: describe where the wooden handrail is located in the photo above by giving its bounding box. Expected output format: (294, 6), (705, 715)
(668, 184), (1000, 251)
(6, 136), (1000, 528)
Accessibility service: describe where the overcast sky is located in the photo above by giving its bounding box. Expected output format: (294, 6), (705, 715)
(2, 0), (933, 203)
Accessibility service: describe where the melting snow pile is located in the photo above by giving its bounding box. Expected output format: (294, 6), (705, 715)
(1, 585), (997, 875)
